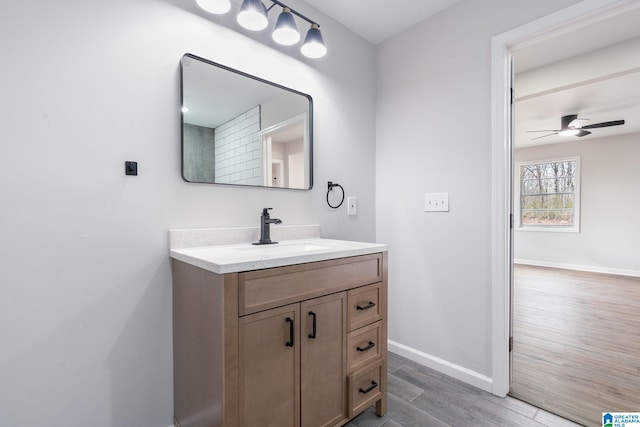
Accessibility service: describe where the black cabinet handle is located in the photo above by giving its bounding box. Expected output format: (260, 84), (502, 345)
(356, 301), (376, 311)
(356, 341), (376, 352)
(308, 311), (317, 339)
(285, 317), (294, 347)
(359, 380), (378, 394)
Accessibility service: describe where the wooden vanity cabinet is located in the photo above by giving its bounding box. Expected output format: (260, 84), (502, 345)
(300, 293), (348, 427)
(172, 252), (388, 427)
(239, 303), (301, 427)
(239, 292), (347, 427)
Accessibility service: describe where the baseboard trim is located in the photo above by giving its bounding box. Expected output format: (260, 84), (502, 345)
(387, 340), (493, 393)
(514, 259), (640, 278)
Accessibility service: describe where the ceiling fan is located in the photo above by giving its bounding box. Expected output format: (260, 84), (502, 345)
(526, 114), (625, 140)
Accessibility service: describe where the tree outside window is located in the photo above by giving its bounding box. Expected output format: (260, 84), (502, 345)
(517, 158), (580, 231)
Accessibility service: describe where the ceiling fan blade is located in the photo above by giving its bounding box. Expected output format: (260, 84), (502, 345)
(581, 120), (625, 129)
(561, 114), (579, 129)
(530, 132), (558, 140)
(576, 130), (591, 137)
(525, 129), (560, 133)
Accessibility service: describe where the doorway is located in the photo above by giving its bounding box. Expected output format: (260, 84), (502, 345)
(509, 11), (640, 424)
(490, 0), (640, 404)
(261, 113), (308, 188)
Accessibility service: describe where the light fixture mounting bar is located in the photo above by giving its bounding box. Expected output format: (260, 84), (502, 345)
(267, 0), (318, 26)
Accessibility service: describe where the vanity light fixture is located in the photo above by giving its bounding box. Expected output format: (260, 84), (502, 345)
(300, 23), (326, 58)
(195, 0), (326, 58)
(195, 0), (231, 14)
(237, 0), (269, 31)
(272, 7), (300, 45)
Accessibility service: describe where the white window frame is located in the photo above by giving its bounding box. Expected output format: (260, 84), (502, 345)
(515, 156), (580, 233)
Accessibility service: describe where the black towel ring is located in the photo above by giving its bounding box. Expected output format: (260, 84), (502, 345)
(326, 181), (345, 209)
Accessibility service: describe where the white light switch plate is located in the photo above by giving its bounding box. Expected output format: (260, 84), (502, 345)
(424, 193), (449, 212)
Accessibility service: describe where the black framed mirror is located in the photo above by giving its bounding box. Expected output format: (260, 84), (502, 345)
(180, 53), (313, 189)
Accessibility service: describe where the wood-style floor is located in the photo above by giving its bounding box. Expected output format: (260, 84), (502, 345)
(511, 265), (640, 427)
(347, 351), (581, 427)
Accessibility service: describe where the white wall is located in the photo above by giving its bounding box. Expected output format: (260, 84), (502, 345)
(286, 140), (305, 188)
(0, 0), (375, 425)
(515, 133), (640, 275)
(375, 0), (580, 385)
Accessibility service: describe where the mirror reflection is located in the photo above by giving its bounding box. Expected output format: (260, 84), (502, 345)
(180, 54), (313, 189)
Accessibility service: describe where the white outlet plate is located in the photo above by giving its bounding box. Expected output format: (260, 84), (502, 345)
(424, 192), (449, 212)
(347, 197), (357, 216)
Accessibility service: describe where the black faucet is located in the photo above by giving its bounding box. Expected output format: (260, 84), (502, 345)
(253, 208), (282, 245)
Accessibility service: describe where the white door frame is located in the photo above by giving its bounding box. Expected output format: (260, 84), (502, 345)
(490, 0), (640, 397)
(263, 136), (273, 186)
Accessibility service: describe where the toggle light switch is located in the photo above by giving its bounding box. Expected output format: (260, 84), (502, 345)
(424, 193), (449, 212)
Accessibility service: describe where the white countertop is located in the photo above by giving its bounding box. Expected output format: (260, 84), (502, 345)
(169, 238), (388, 274)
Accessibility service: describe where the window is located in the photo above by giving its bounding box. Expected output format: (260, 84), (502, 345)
(516, 157), (580, 232)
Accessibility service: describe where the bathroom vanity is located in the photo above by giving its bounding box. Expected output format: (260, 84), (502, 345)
(169, 227), (388, 427)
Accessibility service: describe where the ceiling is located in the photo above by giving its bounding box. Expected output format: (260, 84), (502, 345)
(297, 0), (640, 149)
(302, 0), (460, 45)
(182, 55), (285, 128)
(512, 6), (640, 148)
(512, 7), (640, 74)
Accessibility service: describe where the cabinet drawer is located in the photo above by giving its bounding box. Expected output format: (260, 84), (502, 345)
(347, 362), (382, 417)
(347, 284), (382, 331)
(239, 254), (382, 316)
(347, 321), (381, 373)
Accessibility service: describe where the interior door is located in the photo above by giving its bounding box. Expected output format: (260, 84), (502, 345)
(239, 303), (300, 427)
(300, 292), (347, 427)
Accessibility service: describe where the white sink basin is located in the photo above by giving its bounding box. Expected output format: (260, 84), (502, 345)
(232, 242), (332, 256)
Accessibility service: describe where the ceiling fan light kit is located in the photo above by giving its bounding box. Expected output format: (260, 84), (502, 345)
(558, 128), (581, 137)
(526, 113), (625, 140)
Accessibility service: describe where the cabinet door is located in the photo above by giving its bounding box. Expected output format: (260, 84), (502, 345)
(239, 303), (300, 427)
(301, 292), (348, 427)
